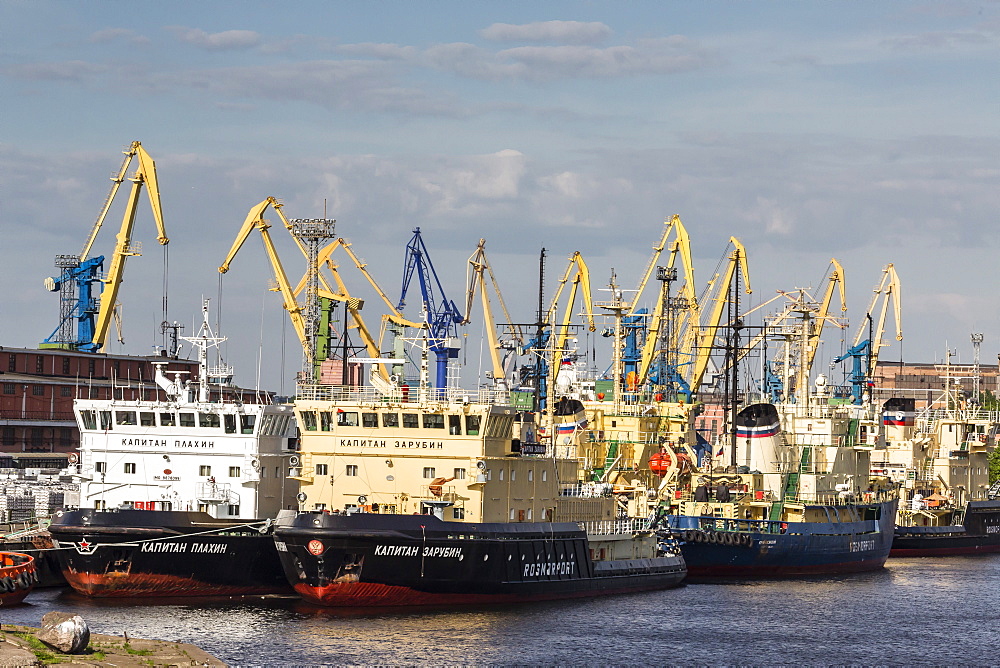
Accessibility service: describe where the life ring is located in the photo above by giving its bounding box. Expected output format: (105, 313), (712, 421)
(67, 453), (79, 464)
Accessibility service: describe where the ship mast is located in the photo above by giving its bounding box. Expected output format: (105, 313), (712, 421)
(179, 299), (229, 403)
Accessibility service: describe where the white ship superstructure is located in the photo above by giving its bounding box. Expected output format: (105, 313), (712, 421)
(71, 301), (298, 519)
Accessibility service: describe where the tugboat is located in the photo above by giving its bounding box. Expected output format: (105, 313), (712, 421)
(272, 342), (686, 607)
(0, 552), (38, 606)
(48, 302), (298, 597)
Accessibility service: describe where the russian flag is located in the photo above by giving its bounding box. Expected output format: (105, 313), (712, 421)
(883, 411), (914, 426)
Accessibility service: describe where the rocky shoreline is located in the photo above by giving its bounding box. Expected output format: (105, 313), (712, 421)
(0, 623), (224, 667)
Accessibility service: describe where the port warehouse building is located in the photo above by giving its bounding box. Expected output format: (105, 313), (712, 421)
(0, 347), (272, 469)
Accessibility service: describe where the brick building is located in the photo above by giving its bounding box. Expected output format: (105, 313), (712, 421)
(0, 347), (271, 468)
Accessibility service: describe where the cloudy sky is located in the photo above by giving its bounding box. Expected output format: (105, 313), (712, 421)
(2, 1), (998, 392)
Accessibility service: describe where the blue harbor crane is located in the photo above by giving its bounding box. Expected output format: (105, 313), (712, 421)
(41, 141), (168, 353)
(397, 228), (464, 392)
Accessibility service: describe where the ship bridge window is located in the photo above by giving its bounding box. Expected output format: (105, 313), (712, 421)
(337, 411), (359, 427)
(382, 413), (399, 428)
(224, 414), (237, 434)
(80, 410), (97, 430)
(448, 415), (462, 434)
(465, 415), (481, 435)
(423, 467), (436, 478)
(139, 412), (155, 427)
(402, 413), (419, 429)
(346, 465), (358, 476)
(199, 465), (212, 476)
(454, 468), (466, 480)
(362, 413), (378, 428)
(485, 414), (514, 439)
(259, 414), (273, 435)
(99, 411), (112, 431)
(124, 462), (136, 474)
(179, 413), (196, 428)
(160, 413), (176, 427)
(241, 414), (256, 434)
(115, 411), (137, 426)
(301, 411), (317, 431)
(423, 414), (445, 429)
(320, 411), (333, 431)
(228, 466), (241, 477)
(199, 413), (220, 429)
(315, 463), (328, 475)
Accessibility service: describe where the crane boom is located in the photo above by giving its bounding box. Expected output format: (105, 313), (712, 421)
(90, 142), (169, 351)
(219, 198), (308, 348)
(686, 237), (751, 398)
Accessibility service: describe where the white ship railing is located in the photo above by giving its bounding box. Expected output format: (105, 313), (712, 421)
(579, 518), (651, 536)
(296, 383), (512, 406)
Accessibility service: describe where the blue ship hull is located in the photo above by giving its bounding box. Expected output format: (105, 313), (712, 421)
(665, 499), (897, 578)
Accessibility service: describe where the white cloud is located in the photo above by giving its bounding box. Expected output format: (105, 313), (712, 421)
(1, 60), (103, 81)
(88, 28), (150, 45)
(480, 21), (612, 45)
(166, 27), (262, 51)
(425, 36), (718, 81)
(336, 43), (418, 60)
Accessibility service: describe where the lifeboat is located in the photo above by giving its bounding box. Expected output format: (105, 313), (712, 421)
(649, 451), (672, 477)
(0, 552), (38, 606)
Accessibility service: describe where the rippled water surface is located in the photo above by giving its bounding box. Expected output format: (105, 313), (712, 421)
(6, 556), (998, 665)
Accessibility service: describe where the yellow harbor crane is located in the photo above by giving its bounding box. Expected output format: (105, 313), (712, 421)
(42, 141), (169, 352)
(686, 237), (752, 399)
(463, 239), (522, 390)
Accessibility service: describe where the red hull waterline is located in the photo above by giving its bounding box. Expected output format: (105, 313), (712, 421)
(686, 558), (888, 579)
(294, 581), (674, 607)
(64, 571), (289, 598)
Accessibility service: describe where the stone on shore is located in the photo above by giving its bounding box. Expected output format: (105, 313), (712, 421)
(36, 612), (90, 654)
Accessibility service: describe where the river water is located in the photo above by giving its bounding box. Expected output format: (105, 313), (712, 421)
(4, 555), (996, 665)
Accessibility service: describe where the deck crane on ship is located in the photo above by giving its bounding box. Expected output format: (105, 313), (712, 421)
(41, 141), (169, 352)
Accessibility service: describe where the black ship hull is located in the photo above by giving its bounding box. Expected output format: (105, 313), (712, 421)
(891, 500), (1000, 557)
(48, 509), (292, 597)
(273, 513), (686, 607)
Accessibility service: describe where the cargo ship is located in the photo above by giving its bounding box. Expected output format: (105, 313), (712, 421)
(664, 401), (897, 578)
(48, 302), (298, 597)
(272, 365), (686, 607)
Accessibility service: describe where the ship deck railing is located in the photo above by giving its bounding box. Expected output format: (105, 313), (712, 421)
(296, 384), (513, 406)
(579, 518), (653, 536)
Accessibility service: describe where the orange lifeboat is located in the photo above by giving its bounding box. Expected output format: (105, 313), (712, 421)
(0, 552), (37, 607)
(648, 451), (672, 477)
